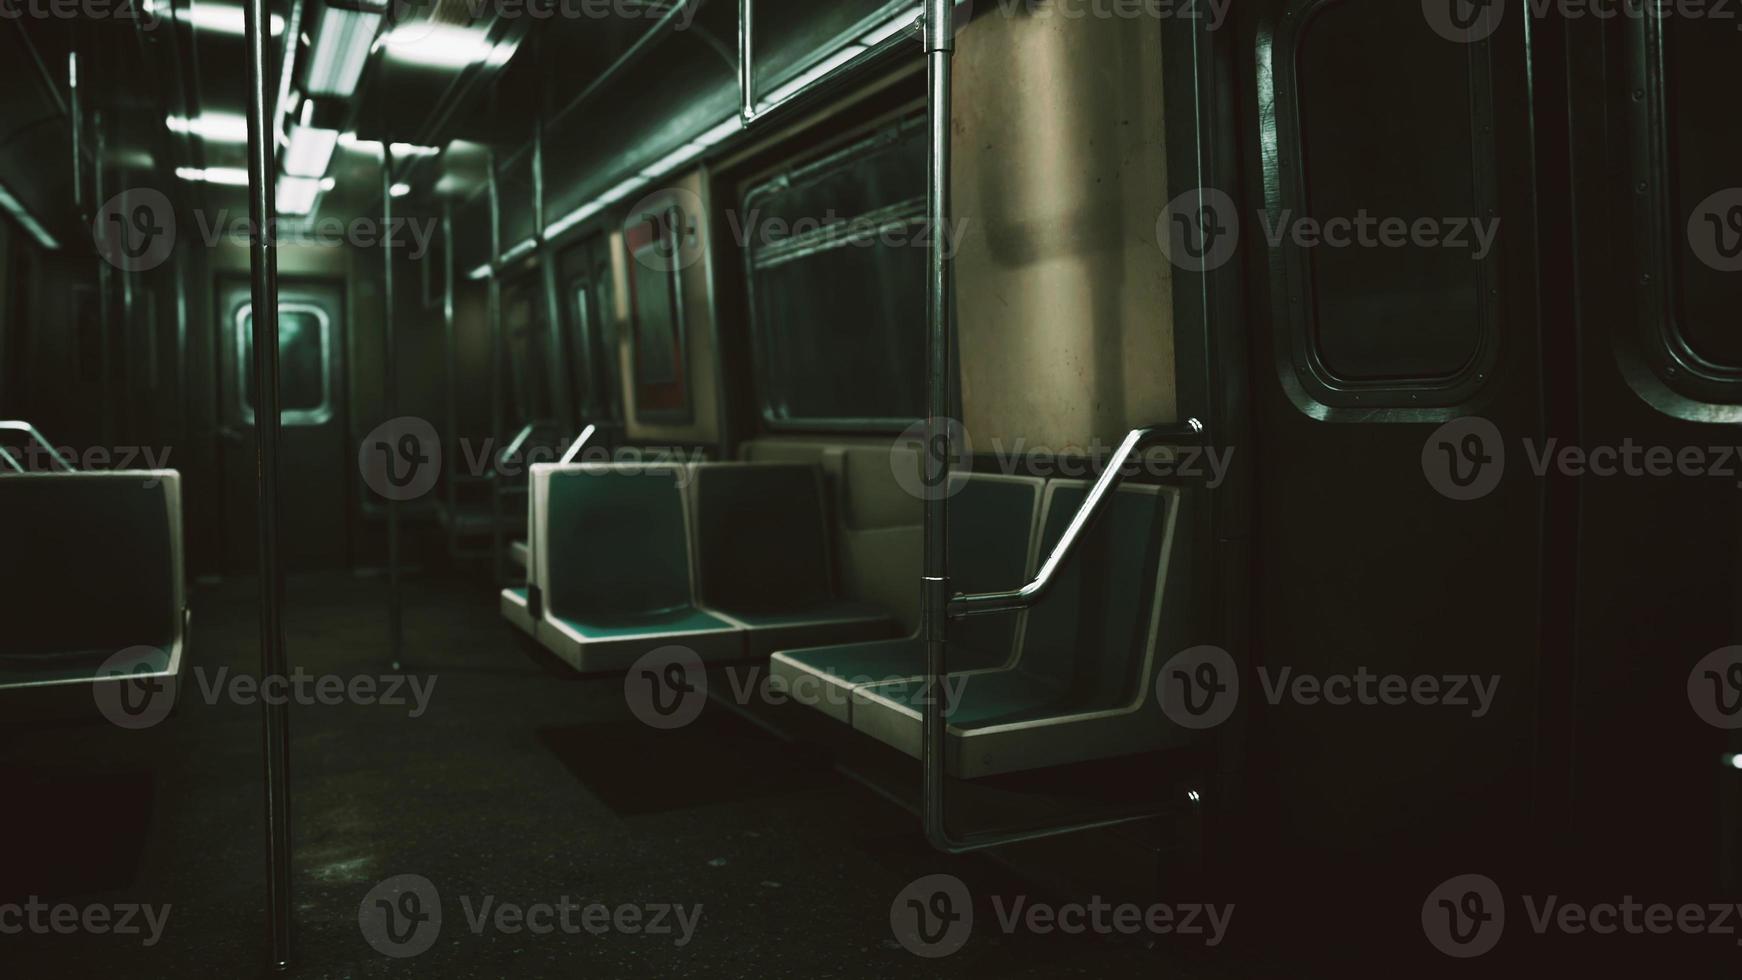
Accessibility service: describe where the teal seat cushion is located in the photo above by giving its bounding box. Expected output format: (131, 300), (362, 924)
(727, 599), (890, 630)
(553, 606), (737, 640)
(858, 671), (1068, 730)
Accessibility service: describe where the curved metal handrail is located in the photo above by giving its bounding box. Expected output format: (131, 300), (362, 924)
(0, 421), (75, 472)
(948, 419), (1206, 620)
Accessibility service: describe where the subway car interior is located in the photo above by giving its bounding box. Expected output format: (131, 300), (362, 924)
(1, 0), (1739, 976)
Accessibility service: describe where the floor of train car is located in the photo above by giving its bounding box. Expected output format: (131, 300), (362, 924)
(0, 571), (1238, 978)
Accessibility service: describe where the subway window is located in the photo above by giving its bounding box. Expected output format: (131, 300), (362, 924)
(625, 201), (691, 422)
(741, 116), (927, 429)
(1275, 0), (1498, 406)
(238, 303), (331, 426)
(1665, 20), (1741, 375)
(503, 270), (557, 425)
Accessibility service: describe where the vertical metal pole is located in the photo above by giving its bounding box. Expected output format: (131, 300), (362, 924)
(442, 203), (457, 559)
(68, 50), (83, 218)
(244, 0), (292, 966)
(486, 153), (504, 584)
(383, 147), (402, 667)
(920, 0), (955, 850)
(93, 108), (114, 449)
(738, 0), (754, 123)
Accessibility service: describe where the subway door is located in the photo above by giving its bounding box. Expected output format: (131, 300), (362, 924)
(1226, 0), (1546, 941)
(1565, 15), (1742, 901)
(216, 277), (349, 571)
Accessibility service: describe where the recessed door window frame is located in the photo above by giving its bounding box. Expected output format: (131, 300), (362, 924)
(236, 301), (334, 427)
(1261, 0), (1503, 421)
(1617, 13), (1742, 418)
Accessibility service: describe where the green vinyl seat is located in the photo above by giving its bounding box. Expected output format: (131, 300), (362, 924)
(533, 465), (743, 672)
(851, 479), (1181, 777)
(768, 472), (1043, 722)
(689, 464), (899, 659)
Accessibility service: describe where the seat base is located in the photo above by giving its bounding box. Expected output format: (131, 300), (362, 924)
(711, 601), (900, 659)
(768, 636), (922, 724)
(850, 669), (1189, 778)
(500, 587), (535, 637)
(535, 610), (745, 674)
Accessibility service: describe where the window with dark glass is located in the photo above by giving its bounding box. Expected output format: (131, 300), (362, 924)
(1665, 20), (1741, 373)
(1294, 0), (1488, 384)
(503, 271), (556, 424)
(239, 303), (330, 425)
(742, 115), (927, 428)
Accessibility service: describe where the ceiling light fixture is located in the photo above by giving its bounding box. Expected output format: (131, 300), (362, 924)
(283, 97), (344, 178)
(379, 23), (496, 69)
(176, 2), (285, 36)
(304, 0), (387, 98)
(177, 166), (251, 186)
(278, 175), (323, 215)
(166, 112), (250, 144)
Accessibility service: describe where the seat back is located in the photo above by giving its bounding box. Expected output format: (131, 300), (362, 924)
(944, 473), (1043, 670)
(689, 463), (835, 615)
(0, 472), (183, 658)
(540, 464), (694, 623)
(1016, 481), (1176, 707)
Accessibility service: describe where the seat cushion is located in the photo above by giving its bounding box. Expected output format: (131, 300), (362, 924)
(554, 606), (737, 640)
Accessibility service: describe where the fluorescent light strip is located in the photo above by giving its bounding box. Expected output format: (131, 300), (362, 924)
(544, 114), (738, 243)
(0, 179), (60, 250)
(177, 166), (251, 186)
(639, 142), (706, 182)
(177, 2), (284, 36)
(284, 124), (340, 177)
(756, 46), (865, 113)
(500, 237), (538, 264)
(380, 24), (496, 68)
(390, 183), (410, 198)
(167, 112), (250, 143)
(467, 263), (492, 281)
(389, 143), (440, 158)
(277, 175), (322, 215)
(305, 6), (381, 98)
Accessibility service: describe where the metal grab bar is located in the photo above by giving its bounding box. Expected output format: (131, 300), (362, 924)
(493, 420), (562, 474)
(559, 424), (598, 465)
(0, 447), (20, 472)
(0, 421), (75, 472)
(948, 419), (1207, 620)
